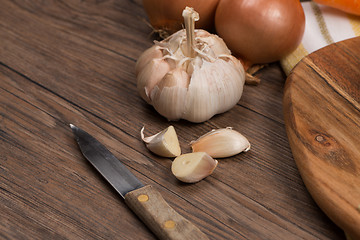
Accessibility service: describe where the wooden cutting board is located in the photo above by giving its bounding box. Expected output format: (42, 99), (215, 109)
(283, 37), (360, 239)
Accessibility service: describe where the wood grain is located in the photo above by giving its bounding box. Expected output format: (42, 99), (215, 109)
(283, 37), (360, 239)
(0, 0), (345, 239)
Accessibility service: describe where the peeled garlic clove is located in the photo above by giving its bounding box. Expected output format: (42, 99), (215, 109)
(171, 152), (218, 183)
(190, 127), (250, 158)
(141, 126), (181, 157)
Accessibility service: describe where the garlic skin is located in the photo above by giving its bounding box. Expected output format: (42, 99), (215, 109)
(136, 8), (245, 123)
(190, 127), (250, 158)
(141, 126), (181, 157)
(171, 152), (218, 183)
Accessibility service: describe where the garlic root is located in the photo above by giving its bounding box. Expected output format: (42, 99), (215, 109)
(245, 72), (261, 86)
(247, 64), (266, 75)
(244, 64), (267, 85)
(190, 127), (250, 158)
(171, 152), (218, 183)
(141, 126), (181, 157)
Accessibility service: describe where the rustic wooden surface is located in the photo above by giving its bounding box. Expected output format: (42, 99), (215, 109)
(0, 0), (345, 239)
(284, 37), (360, 239)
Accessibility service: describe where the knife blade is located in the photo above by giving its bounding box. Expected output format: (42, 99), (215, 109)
(70, 124), (208, 240)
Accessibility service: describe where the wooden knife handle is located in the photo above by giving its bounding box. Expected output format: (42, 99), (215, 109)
(124, 185), (209, 240)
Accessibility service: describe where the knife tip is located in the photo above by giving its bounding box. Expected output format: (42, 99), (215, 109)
(69, 124), (78, 132)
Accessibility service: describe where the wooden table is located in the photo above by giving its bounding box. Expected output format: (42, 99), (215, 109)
(0, 1), (345, 239)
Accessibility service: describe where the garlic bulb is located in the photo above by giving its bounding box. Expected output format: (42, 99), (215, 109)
(141, 126), (181, 157)
(190, 127), (250, 158)
(136, 7), (245, 123)
(171, 152), (218, 183)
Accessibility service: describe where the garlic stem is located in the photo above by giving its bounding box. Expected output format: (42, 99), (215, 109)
(182, 7), (199, 58)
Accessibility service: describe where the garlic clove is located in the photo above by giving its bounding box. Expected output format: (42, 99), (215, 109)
(137, 58), (171, 103)
(195, 30), (231, 57)
(135, 45), (163, 76)
(190, 127), (250, 158)
(182, 58), (245, 122)
(171, 152), (218, 183)
(141, 126), (181, 157)
(150, 68), (190, 121)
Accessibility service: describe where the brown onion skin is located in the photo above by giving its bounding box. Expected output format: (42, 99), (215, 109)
(215, 0), (305, 65)
(143, 0), (219, 34)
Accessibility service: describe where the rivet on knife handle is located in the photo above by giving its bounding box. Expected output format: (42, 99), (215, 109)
(125, 185), (209, 240)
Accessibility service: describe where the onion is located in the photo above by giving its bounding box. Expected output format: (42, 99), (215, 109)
(142, 0), (219, 35)
(214, 0), (305, 65)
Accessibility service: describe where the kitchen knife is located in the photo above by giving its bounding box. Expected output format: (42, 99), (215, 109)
(70, 124), (208, 240)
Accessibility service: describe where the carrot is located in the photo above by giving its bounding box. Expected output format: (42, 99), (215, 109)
(313, 0), (360, 16)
